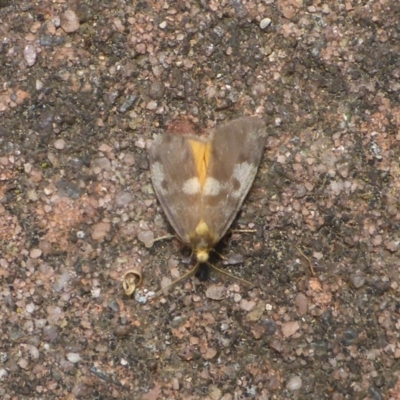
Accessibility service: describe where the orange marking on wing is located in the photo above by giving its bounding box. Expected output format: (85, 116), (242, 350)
(188, 140), (212, 187)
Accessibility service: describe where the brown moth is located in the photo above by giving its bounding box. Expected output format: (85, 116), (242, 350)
(148, 117), (267, 294)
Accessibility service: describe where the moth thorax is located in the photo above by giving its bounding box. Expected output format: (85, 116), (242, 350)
(196, 249), (210, 263)
(195, 220), (209, 236)
(190, 220), (216, 263)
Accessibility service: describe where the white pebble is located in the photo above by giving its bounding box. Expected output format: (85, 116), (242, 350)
(52, 270), (70, 292)
(91, 288), (101, 298)
(138, 230), (155, 248)
(260, 18), (272, 30)
(36, 80), (43, 90)
(30, 248), (42, 259)
(146, 100), (158, 110)
(27, 345), (40, 360)
(54, 139), (66, 150)
(52, 16), (61, 27)
(135, 289), (155, 304)
(0, 368), (8, 380)
(26, 303), (36, 313)
(286, 375), (302, 391)
(24, 45), (37, 66)
(24, 162), (32, 173)
(66, 352), (81, 363)
(18, 358), (29, 370)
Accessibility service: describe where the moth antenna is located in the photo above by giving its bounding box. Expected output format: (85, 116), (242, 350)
(154, 263), (200, 298)
(206, 262), (252, 287)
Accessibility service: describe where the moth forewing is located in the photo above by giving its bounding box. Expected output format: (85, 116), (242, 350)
(148, 117), (267, 293)
(149, 133), (204, 243)
(200, 117), (267, 240)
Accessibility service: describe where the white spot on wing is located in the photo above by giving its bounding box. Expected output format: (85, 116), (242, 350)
(183, 177), (201, 195)
(150, 162), (167, 195)
(231, 162), (256, 198)
(204, 177), (221, 196)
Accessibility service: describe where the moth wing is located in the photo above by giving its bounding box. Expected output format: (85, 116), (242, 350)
(149, 133), (203, 244)
(201, 117), (267, 239)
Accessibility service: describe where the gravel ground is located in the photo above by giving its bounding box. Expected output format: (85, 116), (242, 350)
(1, 1), (400, 399)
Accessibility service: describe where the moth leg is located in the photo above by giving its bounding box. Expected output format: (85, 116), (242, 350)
(206, 262), (252, 287)
(211, 249), (227, 261)
(154, 263), (200, 297)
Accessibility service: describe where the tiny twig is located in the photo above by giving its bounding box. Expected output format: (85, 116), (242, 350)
(90, 366), (125, 388)
(153, 234), (175, 243)
(296, 246), (315, 275)
(230, 229), (257, 234)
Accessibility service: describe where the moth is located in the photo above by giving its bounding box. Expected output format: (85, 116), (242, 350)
(148, 117), (267, 294)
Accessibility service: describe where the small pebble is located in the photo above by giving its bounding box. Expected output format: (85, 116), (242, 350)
(149, 82), (165, 100)
(281, 321), (300, 338)
(240, 299), (255, 312)
(146, 100), (158, 110)
(26, 303), (36, 313)
(91, 288), (101, 298)
(91, 222), (111, 242)
(115, 191), (134, 207)
(295, 293), (308, 315)
(60, 10), (80, 33)
(286, 375), (302, 391)
(222, 253), (244, 265)
(233, 293), (242, 302)
(23, 45), (37, 66)
(36, 80), (43, 90)
(209, 385), (222, 400)
(52, 16), (61, 27)
(30, 248), (42, 259)
(119, 94), (137, 113)
(54, 139), (66, 150)
(43, 325), (58, 342)
(246, 302), (265, 322)
(205, 285), (225, 301)
(349, 271), (366, 289)
(0, 369), (8, 380)
(385, 240), (400, 252)
(135, 289), (155, 304)
(27, 345), (39, 360)
(18, 358), (29, 370)
(66, 353), (81, 363)
(260, 17), (272, 30)
(137, 230), (155, 248)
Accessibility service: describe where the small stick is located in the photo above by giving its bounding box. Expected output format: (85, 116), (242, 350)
(230, 229), (257, 234)
(153, 234), (175, 243)
(296, 246), (315, 275)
